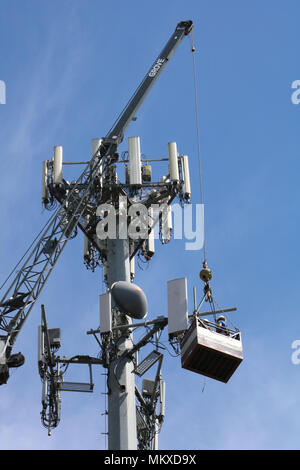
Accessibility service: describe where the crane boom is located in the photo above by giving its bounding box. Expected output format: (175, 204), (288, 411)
(106, 20), (193, 146)
(0, 20), (193, 385)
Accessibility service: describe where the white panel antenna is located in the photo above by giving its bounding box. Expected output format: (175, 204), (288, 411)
(128, 136), (142, 186)
(167, 278), (189, 336)
(53, 146), (63, 184)
(168, 142), (179, 182)
(130, 255), (135, 281)
(100, 292), (112, 333)
(182, 155), (191, 200)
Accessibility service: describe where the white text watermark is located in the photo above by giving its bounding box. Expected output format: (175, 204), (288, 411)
(95, 197), (205, 251)
(291, 340), (300, 364)
(291, 80), (300, 104)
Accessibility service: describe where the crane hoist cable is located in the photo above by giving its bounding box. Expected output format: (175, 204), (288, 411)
(189, 29), (207, 265)
(189, 29), (217, 306)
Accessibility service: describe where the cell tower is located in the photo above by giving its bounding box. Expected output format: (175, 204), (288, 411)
(0, 21), (243, 451)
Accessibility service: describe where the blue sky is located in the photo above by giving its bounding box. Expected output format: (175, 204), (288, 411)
(0, 0), (300, 450)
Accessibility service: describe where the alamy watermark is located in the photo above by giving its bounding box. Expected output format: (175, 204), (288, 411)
(95, 196), (205, 251)
(291, 80), (300, 104)
(291, 340), (300, 364)
(0, 80), (6, 104)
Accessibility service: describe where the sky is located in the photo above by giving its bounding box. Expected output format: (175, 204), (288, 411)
(0, 0), (300, 450)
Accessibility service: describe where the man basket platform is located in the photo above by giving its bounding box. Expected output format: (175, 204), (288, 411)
(180, 317), (243, 383)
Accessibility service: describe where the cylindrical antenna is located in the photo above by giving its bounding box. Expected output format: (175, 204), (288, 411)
(128, 136), (142, 186)
(53, 146), (63, 184)
(160, 379), (166, 420)
(193, 286), (197, 314)
(83, 215), (90, 262)
(42, 161), (49, 204)
(168, 142), (179, 182)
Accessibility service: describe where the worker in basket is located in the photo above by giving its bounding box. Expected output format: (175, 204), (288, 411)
(215, 315), (229, 336)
